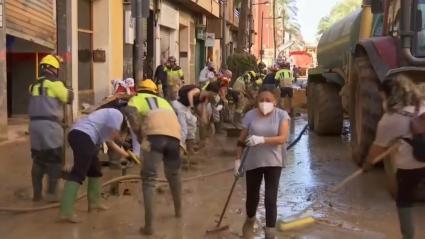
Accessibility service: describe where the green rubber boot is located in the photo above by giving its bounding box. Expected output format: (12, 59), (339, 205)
(87, 177), (107, 212)
(59, 181), (80, 223)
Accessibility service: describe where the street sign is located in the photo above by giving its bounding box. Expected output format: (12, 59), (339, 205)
(205, 33), (215, 47)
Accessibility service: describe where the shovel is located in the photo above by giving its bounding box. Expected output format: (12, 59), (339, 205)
(205, 147), (250, 235)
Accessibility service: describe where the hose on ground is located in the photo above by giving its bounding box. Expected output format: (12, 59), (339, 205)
(0, 124), (308, 213)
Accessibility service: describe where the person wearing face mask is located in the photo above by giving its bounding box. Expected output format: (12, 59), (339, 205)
(235, 86), (290, 239)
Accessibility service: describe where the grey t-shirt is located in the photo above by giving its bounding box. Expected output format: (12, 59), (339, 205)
(242, 108), (290, 170)
(72, 108), (124, 145)
(374, 105), (425, 170)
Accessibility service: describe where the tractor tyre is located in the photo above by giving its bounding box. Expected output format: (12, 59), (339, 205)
(313, 83), (343, 135)
(352, 56), (383, 165)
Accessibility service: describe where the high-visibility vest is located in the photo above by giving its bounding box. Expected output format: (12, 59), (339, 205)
(275, 69), (293, 87)
(128, 93), (174, 115)
(28, 77), (71, 121)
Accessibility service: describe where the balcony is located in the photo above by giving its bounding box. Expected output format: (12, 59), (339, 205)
(173, 0), (220, 18)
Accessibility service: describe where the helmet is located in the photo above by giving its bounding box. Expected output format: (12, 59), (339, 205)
(40, 55), (61, 69)
(245, 71), (256, 81)
(258, 62), (266, 69)
(168, 56), (177, 63)
(138, 79), (158, 93)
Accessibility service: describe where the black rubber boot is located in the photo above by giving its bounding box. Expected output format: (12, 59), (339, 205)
(397, 207), (414, 239)
(46, 163), (62, 202)
(264, 227), (276, 239)
(31, 162), (44, 202)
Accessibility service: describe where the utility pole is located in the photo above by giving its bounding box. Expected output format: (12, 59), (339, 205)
(236, 0), (249, 53)
(221, 0), (227, 69)
(56, 0), (73, 162)
(248, 0), (253, 54)
(272, 0), (276, 59)
(0, 0), (6, 141)
(260, 11), (264, 61)
(134, 0), (144, 82)
(123, 0), (134, 78)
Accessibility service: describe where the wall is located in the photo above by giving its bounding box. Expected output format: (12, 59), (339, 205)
(92, 0), (110, 104)
(110, 1), (123, 83)
(179, 10), (195, 84)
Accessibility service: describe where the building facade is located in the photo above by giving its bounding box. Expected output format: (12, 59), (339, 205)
(0, 0), (224, 140)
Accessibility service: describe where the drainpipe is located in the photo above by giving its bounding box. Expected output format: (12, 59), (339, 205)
(221, 0), (227, 69)
(400, 0), (425, 65)
(134, 0), (144, 82)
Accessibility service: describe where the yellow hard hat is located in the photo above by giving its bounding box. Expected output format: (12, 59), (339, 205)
(138, 79), (158, 93)
(40, 54), (61, 69)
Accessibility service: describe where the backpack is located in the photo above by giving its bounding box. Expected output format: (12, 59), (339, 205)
(401, 107), (425, 162)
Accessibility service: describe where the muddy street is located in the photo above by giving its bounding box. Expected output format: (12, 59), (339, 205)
(0, 118), (423, 239)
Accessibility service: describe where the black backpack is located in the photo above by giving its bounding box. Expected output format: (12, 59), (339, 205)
(401, 107), (425, 162)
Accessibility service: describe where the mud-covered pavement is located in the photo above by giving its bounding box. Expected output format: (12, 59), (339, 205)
(0, 118), (424, 239)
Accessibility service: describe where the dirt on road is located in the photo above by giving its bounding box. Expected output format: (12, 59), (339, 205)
(0, 118), (423, 239)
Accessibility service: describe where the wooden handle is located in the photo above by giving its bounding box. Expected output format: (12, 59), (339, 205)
(330, 143), (399, 193)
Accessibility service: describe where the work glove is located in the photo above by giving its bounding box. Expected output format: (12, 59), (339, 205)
(245, 135), (265, 147)
(234, 159), (242, 177)
(215, 104), (224, 112)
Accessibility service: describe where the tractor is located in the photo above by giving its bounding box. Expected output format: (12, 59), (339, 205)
(307, 0), (425, 194)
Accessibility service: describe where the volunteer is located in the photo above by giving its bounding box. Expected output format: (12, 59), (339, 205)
(236, 86), (290, 239)
(59, 107), (141, 223)
(275, 60), (294, 115)
(198, 62), (216, 88)
(178, 81), (221, 144)
(164, 56), (184, 100)
(28, 54), (73, 202)
(232, 71), (260, 125)
(364, 75), (425, 239)
(154, 57), (169, 98)
(275, 61), (294, 115)
(128, 80), (183, 235)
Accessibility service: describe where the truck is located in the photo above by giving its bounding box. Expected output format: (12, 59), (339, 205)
(307, 0), (425, 193)
(289, 50), (314, 77)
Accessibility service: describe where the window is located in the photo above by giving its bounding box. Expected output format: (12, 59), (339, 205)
(78, 0), (93, 91)
(415, 0), (425, 56)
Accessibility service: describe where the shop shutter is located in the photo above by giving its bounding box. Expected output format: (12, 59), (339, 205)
(5, 0), (56, 49)
(160, 27), (171, 59)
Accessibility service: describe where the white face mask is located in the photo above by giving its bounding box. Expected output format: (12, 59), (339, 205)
(259, 102), (275, 115)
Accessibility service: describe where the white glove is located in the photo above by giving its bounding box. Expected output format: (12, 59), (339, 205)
(245, 135), (265, 146)
(234, 159), (241, 177)
(215, 104), (224, 111)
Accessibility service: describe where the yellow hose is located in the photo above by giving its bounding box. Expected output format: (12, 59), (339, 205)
(0, 168), (232, 213)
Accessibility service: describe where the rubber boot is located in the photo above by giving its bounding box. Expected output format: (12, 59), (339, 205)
(87, 177), (108, 212)
(59, 181), (81, 223)
(165, 170), (182, 218)
(31, 162), (44, 202)
(264, 227), (276, 239)
(45, 163), (62, 203)
(142, 182), (155, 235)
(242, 216), (256, 239)
(397, 207), (414, 239)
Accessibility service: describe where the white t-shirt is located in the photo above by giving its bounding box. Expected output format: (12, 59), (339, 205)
(72, 108), (123, 145)
(374, 105), (425, 169)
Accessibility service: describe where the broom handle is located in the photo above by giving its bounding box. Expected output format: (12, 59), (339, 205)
(330, 143), (398, 193)
(216, 147), (250, 228)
